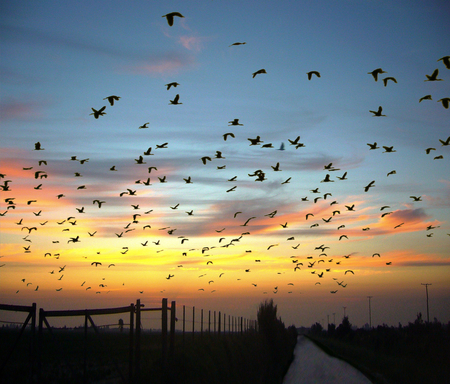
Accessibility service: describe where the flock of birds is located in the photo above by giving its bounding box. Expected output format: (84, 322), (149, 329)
(1, 12), (449, 301)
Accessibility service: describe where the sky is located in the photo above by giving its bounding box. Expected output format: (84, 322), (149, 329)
(1, 0), (449, 329)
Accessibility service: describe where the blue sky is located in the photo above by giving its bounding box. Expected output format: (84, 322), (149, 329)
(0, 1), (449, 328)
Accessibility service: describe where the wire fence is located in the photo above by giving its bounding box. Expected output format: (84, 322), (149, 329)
(0, 299), (257, 383)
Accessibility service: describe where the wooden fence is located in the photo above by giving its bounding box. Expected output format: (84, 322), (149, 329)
(0, 299), (256, 383)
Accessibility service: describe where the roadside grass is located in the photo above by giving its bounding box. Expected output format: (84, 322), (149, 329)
(307, 334), (449, 384)
(1, 328), (295, 383)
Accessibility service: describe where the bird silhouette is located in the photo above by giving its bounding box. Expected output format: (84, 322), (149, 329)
(90, 106), (106, 119)
(369, 106), (386, 116)
(306, 71), (320, 80)
(162, 12), (184, 26)
(103, 95), (120, 106)
(424, 69), (442, 81)
(438, 56), (450, 69)
(165, 82), (179, 90)
(252, 69), (267, 78)
(169, 94), (182, 105)
(439, 136), (450, 146)
(382, 77), (397, 86)
(368, 68), (387, 81)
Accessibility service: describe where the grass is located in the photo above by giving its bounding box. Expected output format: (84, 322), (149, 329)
(1, 328), (296, 383)
(307, 333), (449, 384)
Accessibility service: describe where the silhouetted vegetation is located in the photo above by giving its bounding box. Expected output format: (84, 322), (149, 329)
(256, 299), (298, 382)
(307, 313), (450, 384)
(1, 300), (298, 384)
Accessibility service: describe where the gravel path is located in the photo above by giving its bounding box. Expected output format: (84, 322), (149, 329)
(283, 336), (372, 384)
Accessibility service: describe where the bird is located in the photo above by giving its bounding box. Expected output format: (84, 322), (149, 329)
(437, 98), (450, 109)
(387, 170), (396, 176)
(34, 142), (44, 150)
(103, 95), (120, 106)
(223, 133), (235, 141)
(368, 68), (387, 81)
(229, 42), (246, 47)
(165, 82), (179, 90)
(228, 119), (243, 126)
(169, 94), (182, 105)
(162, 12), (184, 26)
(419, 95), (432, 102)
(90, 106), (106, 119)
(439, 136), (450, 146)
(364, 180), (375, 192)
(91, 262), (102, 267)
(424, 69), (442, 81)
(369, 106), (386, 116)
(383, 146), (396, 153)
(306, 71), (320, 80)
(139, 123), (149, 129)
(410, 196), (422, 201)
(438, 56), (450, 69)
(201, 156), (211, 164)
(336, 172), (347, 180)
(252, 69), (266, 78)
(382, 77), (397, 86)
(345, 270), (354, 274)
(425, 148), (436, 154)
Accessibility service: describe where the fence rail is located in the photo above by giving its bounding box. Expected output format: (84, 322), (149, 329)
(0, 299), (256, 383)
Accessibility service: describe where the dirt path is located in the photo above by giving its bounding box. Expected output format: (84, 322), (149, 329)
(283, 336), (372, 384)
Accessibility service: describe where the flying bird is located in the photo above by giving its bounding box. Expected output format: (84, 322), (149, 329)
(103, 95), (120, 106)
(252, 69), (267, 78)
(438, 56), (450, 69)
(368, 68), (387, 81)
(165, 82), (179, 90)
(369, 106), (386, 116)
(169, 94), (182, 105)
(424, 69), (442, 81)
(162, 12), (184, 26)
(306, 71), (320, 80)
(90, 106), (106, 119)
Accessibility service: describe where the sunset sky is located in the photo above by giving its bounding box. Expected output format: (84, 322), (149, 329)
(1, 1), (449, 329)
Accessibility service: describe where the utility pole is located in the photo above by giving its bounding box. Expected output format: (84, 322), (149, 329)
(421, 283), (432, 323)
(367, 296), (373, 328)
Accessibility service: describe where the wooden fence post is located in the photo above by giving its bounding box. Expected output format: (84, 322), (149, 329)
(135, 300), (140, 383)
(218, 311), (221, 335)
(201, 308), (203, 338)
(170, 301), (176, 360)
(182, 305), (185, 347)
(192, 306), (195, 340)
(162, 298), (168, 368)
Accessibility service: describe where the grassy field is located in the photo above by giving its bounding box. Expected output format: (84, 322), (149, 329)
(307, 331), (449, 384)
(1, 327), (296, 384)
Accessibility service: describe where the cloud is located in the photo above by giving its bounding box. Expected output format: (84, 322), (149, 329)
(123, 53), (195, 76)
(178, 36), (204, 52)
(0, 99), (45, 121)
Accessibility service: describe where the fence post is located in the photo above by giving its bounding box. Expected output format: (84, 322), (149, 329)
(170, 301), (176, 360)
(208, 310), (211, 334)
(182, 305), (185, 347)
(218, 311), (221, 335)
(201, 309), (203, 338)
(192, 306), (195, 340)
(84, 312), (88, 383)
(135, 301), (140, 383)
(162, 298), (168, 368)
